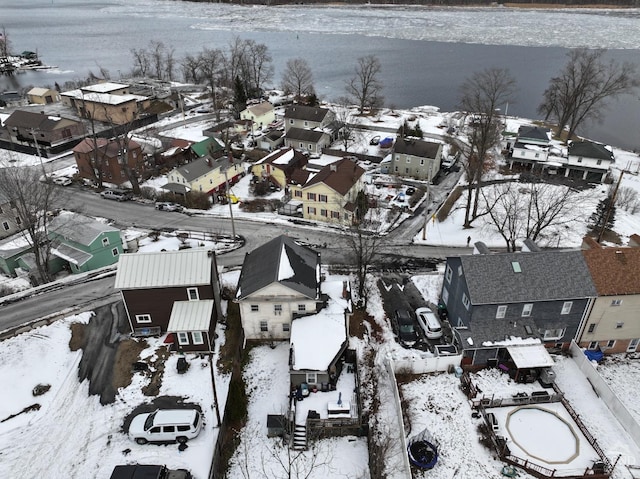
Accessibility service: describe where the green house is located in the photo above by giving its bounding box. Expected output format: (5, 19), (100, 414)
(48, 213), (123, 274)
(0, 236), (32, 277)
(191, 137), (225, 158)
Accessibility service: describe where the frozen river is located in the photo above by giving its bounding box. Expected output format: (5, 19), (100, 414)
(1, 0), (639, 150)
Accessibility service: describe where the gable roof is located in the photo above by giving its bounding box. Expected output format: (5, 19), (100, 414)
(245, 101), (274, 117)
(285, 127), (326, 143)
(191, 137), (224, 158)
(582, 246), (640, 295)
(304, 158), (365, 195)
(49, 212), (119, 246)
(568, 140), (614, 161)
(257, 147), (307, 169)
(72, 137), (140, 157)
(458, 250), (597, 304)
(175, 155), (229, 182)
(236, 235), (319, 300)
(394, 137), (442, 159)
(114, 249), (213, 290)
(517, 126), (551, 142)
(4, 110), (79, 131)
(284, 105), (330, 123)
(27, 87), (55, 97)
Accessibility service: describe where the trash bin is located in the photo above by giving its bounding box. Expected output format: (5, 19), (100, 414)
(454, 366), (463, 378)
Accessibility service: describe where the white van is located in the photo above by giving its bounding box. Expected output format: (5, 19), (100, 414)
(415, 307), (443, 339)
(129, 408), (202, 445)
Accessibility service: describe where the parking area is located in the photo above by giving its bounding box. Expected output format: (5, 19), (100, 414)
(377, 273), (455, 354)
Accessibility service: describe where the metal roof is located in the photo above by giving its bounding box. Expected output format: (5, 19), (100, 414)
(51, 243), (92, 266)
(507, 344), (555, 368)
(114, 249), (213, 290)
(49, 212), (118, 247)
(167, 300), (214, 332)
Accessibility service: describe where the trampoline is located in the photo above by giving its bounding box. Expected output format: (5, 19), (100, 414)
(407, 428), (439, 470)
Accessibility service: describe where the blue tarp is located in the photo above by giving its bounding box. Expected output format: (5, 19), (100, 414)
(584, 349), (604, 362)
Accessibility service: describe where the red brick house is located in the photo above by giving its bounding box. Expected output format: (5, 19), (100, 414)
(73, 137), (144, 185)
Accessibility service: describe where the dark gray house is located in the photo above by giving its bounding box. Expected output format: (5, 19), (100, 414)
(441, 245), (597, 366)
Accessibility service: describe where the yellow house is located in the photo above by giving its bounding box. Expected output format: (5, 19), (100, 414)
(27, 87), (60, 105)
(289, 158), (365, 225)
(240, 101), (275, 131)
(250, 147), (309, 189)
(167, 156), (244, 198)
(578, 236), (640, 354)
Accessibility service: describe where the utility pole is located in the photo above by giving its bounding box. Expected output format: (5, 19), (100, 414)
(597, 171), (623, 243)
(422, 170), (432, 241)
(30, 128), (47, 178)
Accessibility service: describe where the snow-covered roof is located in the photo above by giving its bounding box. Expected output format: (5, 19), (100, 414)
(81, 82), (129, 93)
(61, 89), (146, 105)
(289, 279), (349, 371)
(507, 343), (555, 368)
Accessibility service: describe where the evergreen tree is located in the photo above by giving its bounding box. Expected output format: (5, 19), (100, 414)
(589, 196), (616, 232)
(414, 122), (424, 138)
(232, 75), (247, 118)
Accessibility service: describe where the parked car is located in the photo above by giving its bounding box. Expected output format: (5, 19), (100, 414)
(101, 189), (132, 201)
(392, 309), (418, 348)
(155, 202), (184, 212)
(109, 464), (192, 479)
(52, 176), (72, 186)
(369, 135), (381, 145)
(128, 408), (202, 445)
(415, 307), (443, 339)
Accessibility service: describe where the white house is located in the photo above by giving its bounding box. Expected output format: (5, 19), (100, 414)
(235, 235), (321, 341)
(566, 140), (614, 183)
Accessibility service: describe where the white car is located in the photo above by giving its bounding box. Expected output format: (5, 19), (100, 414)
(129, 408), (202, 445)
(415, 307), (443, 339)
(52, 176), (72, 186)
(155, 202), (184, 212)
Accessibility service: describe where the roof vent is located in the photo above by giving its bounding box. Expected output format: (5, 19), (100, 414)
(511, 261), (522, 273)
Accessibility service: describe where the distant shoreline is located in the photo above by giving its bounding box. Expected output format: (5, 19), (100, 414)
(176, 0), (637, 8)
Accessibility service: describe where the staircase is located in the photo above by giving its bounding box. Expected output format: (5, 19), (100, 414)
(292, 424), (308, 451)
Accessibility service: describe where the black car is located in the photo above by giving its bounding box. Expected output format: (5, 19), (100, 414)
(392, 309), (419, 348)
(109, 464), (191, 479)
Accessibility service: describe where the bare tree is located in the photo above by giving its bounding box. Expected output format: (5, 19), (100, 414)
(130, 47), (150, 77)
(0, 166), (64, 284)
(538, 49), (638, 142)
(198, 47), (226, 121)
(480, 180), (578, 252)
(345, 55), (384, 115)
(458, 67), (516, 228)
(282, 58), (315, 100)
(164, 46), (176, 81)
(245, 40), (273, 98)
(150, 41), (166, 80)
(332, 99), (359, 152)
(0, 26), (11, 58)
(181, 54), (202, 84)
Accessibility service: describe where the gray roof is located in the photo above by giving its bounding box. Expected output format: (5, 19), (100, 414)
(459, 250), (597, 304)
(517, 126), (550, 142)
(175, 156), (229, 182)
(0, 234), (32, 259)
(115, 249), (213, 290)
(51, 243), (93, 266)
(284, 105), (330, 122)
(285, 127), (325, 143)
(236, 235), (320, 300)
(568, 140), (614, 161)
(49, 213), (118, 246)
(394, 137), (441, 159)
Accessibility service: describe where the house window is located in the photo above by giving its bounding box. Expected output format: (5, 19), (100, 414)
(251, 304), (259, 312)
(306, 372), (317, 384)
(627, 339), (639, 353)
(611, 299), (622, 306)
(534, 153), (540, 158)
(136, 314), (152, 323)
(260, 321), (268, 332)
(521, 304), (533, 317)
(294, 190), (302, 198)
(304, 121), (308, 127)
(405, 168), (409, 174)
(331, 211), (340, 219)
(457, 266), (462, 276)
(496, 305), (507, 319)
(587, 323), (596, 333)
(289, 119), (294, 124)
(283, 323), (290, 332)
(462, 293), (470, 310)
(588, 341), (599, 350)
(394, 166), (399, 172)
(187, 287), (199, 301)
(298, 304), (306, 312)
(111, 248), (119, 257)
(274, 304), (282, 315)
(177, 332), (189, 345)
(541, 328), (566, 341)
(2, 222), (9, 231)
(616, 322), (624, 329)
(15, 217), (21, 225)
(308, 144), (313, 151)
(597, 159), (602, 165)
(307, 193), (316, 201)
(577, 157), (583, 163)
(456, 317), (466, 328)
(308, 207), (316, 215)
(420, 159), (424, 165)
(445, 265), (452, 283)
(320, 209), (327, 217)
(192, 331), (204, 345)
(605, 339), (616, 349)
(102, 237), (110, 246)
(406, 158), (411, 164)
(561, 301), (573, 315)
(319, 194), (328, 202)
(441, 288), (449, 305)
(299, 142), (304, 148)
